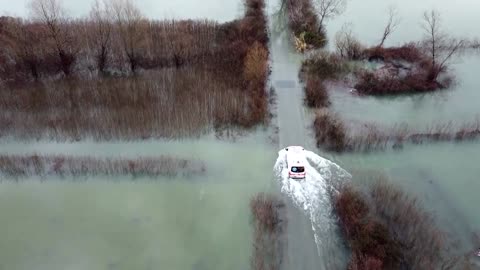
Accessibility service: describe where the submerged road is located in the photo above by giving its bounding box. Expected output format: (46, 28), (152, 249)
(267, 10), (328, 268)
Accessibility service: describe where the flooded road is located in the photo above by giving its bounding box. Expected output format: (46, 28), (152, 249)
(267, 2), (350, 268)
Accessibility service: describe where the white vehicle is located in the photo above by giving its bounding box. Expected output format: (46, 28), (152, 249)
(285, 146), (306, 179)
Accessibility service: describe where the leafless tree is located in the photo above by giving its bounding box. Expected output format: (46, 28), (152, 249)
(28, 0), (78, 76)
(378, 6), (400, 47)
(422, 10), (465, 82)
(89, 0), (113, 73)
(335, 23), (363, 60)
(315, 0), (347, 31)
(109, 0), (145, 74)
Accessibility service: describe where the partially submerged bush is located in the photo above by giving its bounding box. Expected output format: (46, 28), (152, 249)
(0, 68), (256, 140)
(300, 51), (346, 80)
(305, 76), (330, 108)
(0, 154), (206, 179)
(313, 111), (480, 153)
(313, 110), (348, 152)
(250, 193), (286, 270)
(284, 0), (326, 50)
(364, 43), (424, 63)
(334, 176), (467, 269)
(354, 71), (441, 95)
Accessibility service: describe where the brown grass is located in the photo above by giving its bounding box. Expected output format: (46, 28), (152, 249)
(300, 51), (346, 81)
(354, 71), (443, 95)
(364, 43), (424, 63)
(305, 76), (330, 108)
(313, 110), (348, 152)
(0, 154), (206, 179)
(313, 111), (480, 152)
(354, 43), (456, 95)
(0, 68), (254, 140)
(334, 175), (468, 269)
(300, 52), (346, 109)
(0, 0), (271, 139)
(250, 193), (286, 270)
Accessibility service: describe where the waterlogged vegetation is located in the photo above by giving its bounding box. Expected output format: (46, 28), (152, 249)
(250, 193), (286, 270)
(313, 110), (480, 152)
(0, 154), (206, 179)
(0, 0), (270, 140)
(334, 173), (472, 269)
(290, 0), (480, 267)
(1, 0), (480, 269)
(299, 7), (480, 153)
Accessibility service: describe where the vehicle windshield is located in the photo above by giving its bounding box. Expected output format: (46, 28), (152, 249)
(291, 166), (305, 173)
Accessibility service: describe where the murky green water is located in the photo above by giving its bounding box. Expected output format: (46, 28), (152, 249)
(0, 139), (277, 270)
(324, 0), (480, 255)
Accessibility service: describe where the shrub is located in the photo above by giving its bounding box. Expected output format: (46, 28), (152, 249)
(313, 110), (348, 152)
(305, 76), (330, 108)
(334, 176), (466, 270)
(0, 154), (206, 179)
(244, 41), (269, 83)
(250, 193), (286, 270)
(365, 43), (424, 62)
(354, 71), (440, 95)
(300, 51), (345, 80)
(285, 0), (326, 49)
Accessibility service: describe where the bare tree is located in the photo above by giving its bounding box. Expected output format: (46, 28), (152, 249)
(316, 0), (347, 31)
(109, 0), (145, 74)
(28, 0), (77, 76)
(422, 10), (465, 82)
(335, 23), (363, 60)
(89, 0), (113, 73)
(378, 6), (400, 47)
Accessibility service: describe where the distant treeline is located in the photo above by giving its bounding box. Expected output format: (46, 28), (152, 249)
(0, 0), (267, 81)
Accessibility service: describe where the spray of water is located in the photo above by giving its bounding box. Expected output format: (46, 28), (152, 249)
(273, 148), (351, 260)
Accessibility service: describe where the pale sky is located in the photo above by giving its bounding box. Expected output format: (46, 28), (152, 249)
(0, 0), (244, 22)
(1, 0), (479, 43)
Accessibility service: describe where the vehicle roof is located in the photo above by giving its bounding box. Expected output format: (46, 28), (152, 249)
(286, 152), (305, 167)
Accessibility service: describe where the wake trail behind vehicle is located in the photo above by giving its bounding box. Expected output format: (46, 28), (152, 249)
(274, 149), (350, 261)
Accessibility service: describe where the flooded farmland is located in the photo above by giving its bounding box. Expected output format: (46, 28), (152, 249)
(1, 0), (480, 269)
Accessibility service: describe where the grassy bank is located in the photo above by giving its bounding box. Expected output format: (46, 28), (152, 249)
(0, 154), (205, 179)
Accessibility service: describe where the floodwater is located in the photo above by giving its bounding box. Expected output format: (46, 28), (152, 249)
(325, 0), (480, 259)
(1, 0), (480, 269)
(0, 137), (278, 270)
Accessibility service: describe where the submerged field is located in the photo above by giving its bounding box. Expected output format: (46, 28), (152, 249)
(1, 0), (480, 269)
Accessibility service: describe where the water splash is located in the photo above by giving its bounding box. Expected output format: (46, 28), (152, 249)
(273, 148), (351, 256)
